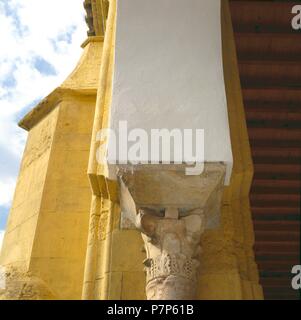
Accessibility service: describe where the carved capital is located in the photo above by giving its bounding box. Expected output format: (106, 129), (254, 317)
(137, 208), (205, 300)
(117, 163), (226, 300)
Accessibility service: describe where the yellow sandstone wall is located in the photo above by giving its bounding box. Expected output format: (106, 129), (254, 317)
(0, 0), (262, 300)
(27, 95), (96, 299)
(83, 0), (263, 300)
(0, 39), (104, 300)
(0, 108), (59, 271)
(93, 199), (146, 300)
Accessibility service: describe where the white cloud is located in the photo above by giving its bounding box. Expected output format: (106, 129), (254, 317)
(0, 179), (16, 207)
(0, 0), (87, 228)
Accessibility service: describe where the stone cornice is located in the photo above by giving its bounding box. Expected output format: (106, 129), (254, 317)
(19, 37), (104, 131)
(18, 88), (97, 131)
(81, 35), (104, 48)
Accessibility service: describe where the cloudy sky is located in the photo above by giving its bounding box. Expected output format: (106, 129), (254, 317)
(0, 0), (87, 251)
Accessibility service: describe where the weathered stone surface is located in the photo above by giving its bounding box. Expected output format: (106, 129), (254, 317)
(0, 266), (56, 300)
(117, 163), (226, 300)
(0, 0), (263, 301)
(137, 209), (205, 300)
(119, 163), (226, 230)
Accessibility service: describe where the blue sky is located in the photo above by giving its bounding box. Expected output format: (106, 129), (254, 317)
(0, 0), (87, 249)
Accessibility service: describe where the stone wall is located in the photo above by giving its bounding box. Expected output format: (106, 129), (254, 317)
(0, 39), (104, 300)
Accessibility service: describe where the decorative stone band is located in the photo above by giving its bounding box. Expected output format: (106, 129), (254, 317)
(144, 253), (200, 284)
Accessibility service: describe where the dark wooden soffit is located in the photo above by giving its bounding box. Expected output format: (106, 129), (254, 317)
(230, 0), (301, 300)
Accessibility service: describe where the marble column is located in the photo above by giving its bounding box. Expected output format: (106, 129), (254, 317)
(137, 208), (205, 300)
